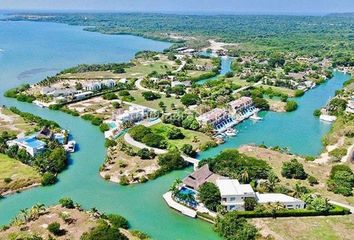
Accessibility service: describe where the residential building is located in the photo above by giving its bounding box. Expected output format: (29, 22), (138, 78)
(196, 108), (230, 128)
(346, 100), (354, 114)
(171, 81), (191, 88)
(8, 135), (46, 157)
(216, 179), (255, 211)
(216, 178), (305, 211)
(114, 106), (152, 124)
(183, 164), (219, 190)
(73, 91), (93, 100)
(255, 193), (305, 209)
(228, 97), (253, 115)
(102, 79), (116, 88)
(84, 82), (102, 91)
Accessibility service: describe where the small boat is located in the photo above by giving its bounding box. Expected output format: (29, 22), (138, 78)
(225, 128), (237, 137)
(64, 140), (76, 153)
(33, 100), (45, 108)
(250, 113), (263, 121)
(319, 114), (337, 123)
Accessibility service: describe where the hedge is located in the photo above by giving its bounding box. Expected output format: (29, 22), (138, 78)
(231, 205), (350, 218)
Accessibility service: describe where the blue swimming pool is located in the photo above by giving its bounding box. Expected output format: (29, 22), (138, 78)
(179, 187), (196, 196)
(108, 122), (117, 129)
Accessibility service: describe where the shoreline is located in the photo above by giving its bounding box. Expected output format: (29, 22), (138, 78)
(1, 183), (41, 197)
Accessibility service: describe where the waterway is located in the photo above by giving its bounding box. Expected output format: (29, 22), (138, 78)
(0, 16), (351, 240)
(0, 19), (219, 239)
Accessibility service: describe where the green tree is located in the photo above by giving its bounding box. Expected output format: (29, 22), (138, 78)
(81, 221), (128, 240)
(285, 101), (298, 112)
(107, 214), (129, 229)
(181, 93), (200, 106)
(215, 213), (258, 240)
(198, 182), (221, 211)
(244, 197), (257, 211)
(281, 159), (307, 179)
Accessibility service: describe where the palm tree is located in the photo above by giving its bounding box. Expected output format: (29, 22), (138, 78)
(169, 179), (182, 197)
(266, 172), (278, 192)
(240, 170), (249, 183)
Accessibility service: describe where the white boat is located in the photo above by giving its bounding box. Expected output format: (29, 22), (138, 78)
(64, 140), (76, 153)
(33, 100), (45, 108)
(319, 114), (337, 123)
(225, 128), (237, 136)
(250, 113), (263, 121)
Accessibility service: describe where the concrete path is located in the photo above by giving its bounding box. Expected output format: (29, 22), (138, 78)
(233, 80), (262, 94)
(124, 133), (199, 167)
(163, 191), (197, 218)
(329, 200), (354, 214)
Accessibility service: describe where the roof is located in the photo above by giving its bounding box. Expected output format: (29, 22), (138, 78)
(37, 126), (53, 139)
(256, 193), (304, 204)
(183, 164), (214, 189)
(228, 97), (253, 109)
(197, 108), (226, 123)
(15, 135), (46, 149)
(216, 179), (254, 196)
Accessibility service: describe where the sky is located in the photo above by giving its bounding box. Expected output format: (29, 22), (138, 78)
(0, 0), (354, 14)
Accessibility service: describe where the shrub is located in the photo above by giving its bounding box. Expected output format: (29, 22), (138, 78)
(181, 144), (197, 157)
(103, 93), (118, 100)
(215, 213), (258, 240)
(81, 221), (128, 240)
(130, 230), (150, 240)
(158, 150), (187, 171)
(294, 90), (305, 97)
(4, 177), (12, 184)
(105, 139), (117, 148)
(142, 91), (161, 101)
(41, 172), (57, 186)
(129, 125), (152, 142)
(313, 109), (321, 117)
(167, 127), (185, 139)
(308, 176), (319, 186)
(47, 222), (62, 236)
(285, 101), (298, 112)
(181, 93), (200, 106)
(281, 159), (307, 179)
(107, 214), (129, 229)
(59, 197), (75, 209)
(329, 148), (347, 162)
(327, 166), (354, 196)
(118, 90), (130, 97)
(198, 182), (221, 211)
(244, 197), (257, 211)
(253, 97), (270, 110)
(99, 123), (110, 132)
(137, 148), (155, 159)
(142, 133), (167, 149)
(119, 176), (130, 186)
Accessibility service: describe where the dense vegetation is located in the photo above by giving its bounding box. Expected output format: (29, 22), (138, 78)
(281, 159), (307, 180)
(10, 13), (354, 66)
(327, 165), (354, 196)
(215, 214), (258, 240)
(198, 182), (221, 211)
(200, 149), (271, 183)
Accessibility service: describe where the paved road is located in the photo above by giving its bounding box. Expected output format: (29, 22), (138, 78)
(233, 80), (263, 94)
(124, 133), (199, 167)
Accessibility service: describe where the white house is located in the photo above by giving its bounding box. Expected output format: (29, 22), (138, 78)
(73, 91), (93, 100)
(216, 179), (255, 211)
(216, 178), (305, 211)
(171, 81), (191, 88)
(102, 79), (116, 88)
(114, 106), (152, 124)
(255, 193), (305, 210)
(84, 82), (102, 91)
(7, 135), (46, 157)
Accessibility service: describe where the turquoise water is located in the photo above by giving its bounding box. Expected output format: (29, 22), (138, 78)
(198, 71), (351, 159)
(196, 56), (232, 84)
(0, 20), (218, 239)
(0, 17), (351, 240)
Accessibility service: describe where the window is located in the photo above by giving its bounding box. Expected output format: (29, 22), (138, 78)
(230, 197), (236, 201)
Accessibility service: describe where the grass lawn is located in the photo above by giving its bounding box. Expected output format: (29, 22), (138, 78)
(254, 215), (354, 240)
(150, 123), (213, 150)
(0, 153), (41, 194)
(259, 84), (296, 97)
(129, 90), (183, 112)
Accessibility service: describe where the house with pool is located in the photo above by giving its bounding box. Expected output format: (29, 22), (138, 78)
(7, 135), (46, 157)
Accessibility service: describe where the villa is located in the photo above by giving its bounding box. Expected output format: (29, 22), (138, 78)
(196, 108), (232, 129)
(182, 164), (219, 190)
(114, 106), (152, 125)
(346, 100), (354, 114)
(41, 87), (79, 97)
(73, 91), (93, 101)
(84, 79), (116, 92)
(216, 179), (256, 211)
(228, 97), (259, 122)
(216, 179), (305, 211)
(171, 81), (191, 88)
(7, 135), (46, 157)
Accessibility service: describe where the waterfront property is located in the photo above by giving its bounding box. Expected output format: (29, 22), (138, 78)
(7, 135), (46, 157)
(216, 178), (256, 211)
(255, 193), (305, 209)
(228, 96), (259, 121)
(182, 164), (219, 190)
(196, 108), (234, 131)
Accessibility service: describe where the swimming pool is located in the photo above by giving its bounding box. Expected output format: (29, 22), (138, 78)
(108, 121), (117, 129)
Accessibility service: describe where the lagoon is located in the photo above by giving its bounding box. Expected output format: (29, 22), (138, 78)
(0, 18), (351, 240)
